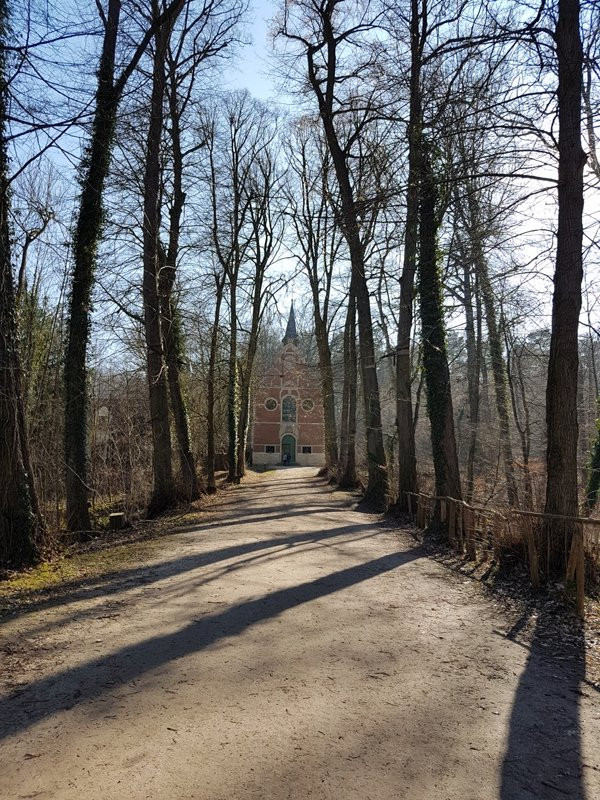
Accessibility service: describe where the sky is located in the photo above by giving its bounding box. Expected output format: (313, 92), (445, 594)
(13, 0), (600, 341)
(226, 0), (280, 101)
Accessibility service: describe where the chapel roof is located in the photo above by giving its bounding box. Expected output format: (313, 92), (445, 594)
(282, 302), (298, 346)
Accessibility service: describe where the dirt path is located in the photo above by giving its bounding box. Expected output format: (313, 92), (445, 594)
(1, 468), (599, 800)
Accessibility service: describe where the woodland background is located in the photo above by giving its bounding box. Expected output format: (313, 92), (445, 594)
(1, 0), (599, 594)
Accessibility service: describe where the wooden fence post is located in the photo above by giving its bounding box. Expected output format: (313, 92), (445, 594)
(456, 502), (465, 553)
(576, 531), (585, 619)
(492, 517), (502, 560)
(465, 506), (476, 560)
(522, 515), (540, 590)
(448, 501), (456, 546)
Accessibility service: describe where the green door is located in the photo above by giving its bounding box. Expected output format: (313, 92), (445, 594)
(281, 434), (296, 465)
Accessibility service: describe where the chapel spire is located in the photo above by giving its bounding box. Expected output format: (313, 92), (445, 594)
(282, 301), (298, 345)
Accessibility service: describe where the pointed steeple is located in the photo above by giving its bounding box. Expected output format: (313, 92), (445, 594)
(282, 301), (298, 345)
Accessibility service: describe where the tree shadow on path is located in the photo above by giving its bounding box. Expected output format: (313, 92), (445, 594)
(1, 474), (360, 623)
(2, 522), (384, 624)
(500, 606), (590, 799)
(0, 544), (423, 741)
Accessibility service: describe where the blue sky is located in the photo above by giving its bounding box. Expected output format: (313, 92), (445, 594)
(227, 0), (278, 100)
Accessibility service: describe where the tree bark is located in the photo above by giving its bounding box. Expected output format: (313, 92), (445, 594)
(63, 0), (185, 531)
(314, 311), (338, 471)
(64, 0), (121, 533)
(461, 249), (480, 504)
(0, 0), (43, 567)
(142, 6), (177, 516)
(305, 20), (389, 509)
(206, 272), (225, 493)
(160, 71), (200, 501)
(236, 289), (261, 482)
(394, 0), (420, 512)
(418, 147), (462, 517)
(543, 0), (586, 575)
(227, 278), (239, 482)
(159, 251), (200, 501)
(476, 251), (520, 508)
(339, 289), (357, 488)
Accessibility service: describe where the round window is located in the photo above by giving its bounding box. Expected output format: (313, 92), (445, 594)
(301, 399), (314, 412)
(265, 398), (277, 411)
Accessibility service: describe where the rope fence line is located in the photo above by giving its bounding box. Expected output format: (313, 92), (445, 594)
(404, 492), (599, 618)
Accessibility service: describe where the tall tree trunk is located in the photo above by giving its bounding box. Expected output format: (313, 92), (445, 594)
(64, 0), (121, 533)
(206, 272), (225, 493)
(461, 251), (480, 504)
(142, 9), (177, 516)
(227, 279), (239, 483)
(339, 291), (357, 488)
(543, 0), (586, 575)
(237, 372), (251, 480)
(63, 0), (185, 532)
(236, 316), (261, 481)
(160, 79), (200, 501)
(305, 23), (389, 509)
(338, 203), (388, 508)
(506, 340), (534, 509)
(160, 273), (199, 501)
(292, 133), (338, 472)
(476, 254), (519, 508)
(395, 0), (420, 512)
(338, 313), (350, 480)
(418, 147), (462, 517)
(236, 247), (267, 481)
(0, 0), (43, 567)
(314, 308), (338, 471)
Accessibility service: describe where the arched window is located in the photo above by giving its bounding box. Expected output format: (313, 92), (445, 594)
(282, 396), (297, 422)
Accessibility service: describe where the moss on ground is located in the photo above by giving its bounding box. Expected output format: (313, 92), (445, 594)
(0, 537), (164, 616)
(0, 472), (269, 616)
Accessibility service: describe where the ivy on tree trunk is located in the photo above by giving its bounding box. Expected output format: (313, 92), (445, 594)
(543, 0), (586, 576)
(0, 0), (43, 567)
(418, 145), (462, 523)
(64, 0), (121, 534)
(142, 4), (178, 516)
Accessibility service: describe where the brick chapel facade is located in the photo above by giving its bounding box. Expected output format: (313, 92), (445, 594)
(252, 304), (325, 468)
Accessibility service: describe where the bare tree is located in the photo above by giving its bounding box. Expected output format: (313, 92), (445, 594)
(64, 0), (187, 533)
(543, 0), (586, 574)
(285, 119), (342, 472)
(418, 142), (462, 513)
(206, 93), (277, 482)
(338, 284), (357, 487)
(236, 133), (284, 480)
(0, 0), (44, 566)
(278, 0), (390, 509)
(205, 268), (227, 491)
(159, 0), (244, 499)
(141, 0), (184, 516)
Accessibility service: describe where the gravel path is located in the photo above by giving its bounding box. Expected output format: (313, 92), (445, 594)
(1, 468), (599, 799)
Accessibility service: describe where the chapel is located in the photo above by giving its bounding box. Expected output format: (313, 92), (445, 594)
(252, 304), (325, 467)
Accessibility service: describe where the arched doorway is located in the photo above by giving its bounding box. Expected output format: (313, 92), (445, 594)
(281, 434), (296, 465)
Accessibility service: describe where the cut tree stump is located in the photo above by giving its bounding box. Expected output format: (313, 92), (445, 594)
(109, 513), (126, 531)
